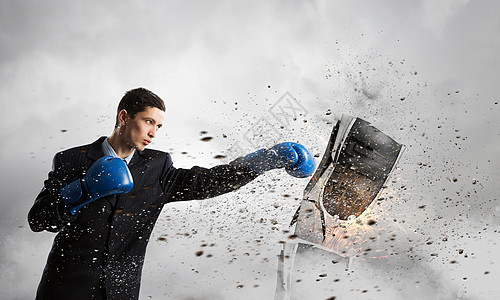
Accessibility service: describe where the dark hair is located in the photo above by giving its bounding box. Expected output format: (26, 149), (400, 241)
(115, 88), (166, 127)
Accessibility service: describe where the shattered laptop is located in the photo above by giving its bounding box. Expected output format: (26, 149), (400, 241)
(291, 114), (405, 257)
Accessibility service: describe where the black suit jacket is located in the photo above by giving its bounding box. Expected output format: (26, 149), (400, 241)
(29, 137), (258, 300)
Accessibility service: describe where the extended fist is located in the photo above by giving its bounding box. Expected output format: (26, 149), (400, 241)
(240, 142), (316, 178)
(61, 156), (134, 215)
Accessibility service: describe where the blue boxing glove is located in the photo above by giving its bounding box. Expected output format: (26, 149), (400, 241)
(60, 156), (134, 215)
(240, 142), (316, 178)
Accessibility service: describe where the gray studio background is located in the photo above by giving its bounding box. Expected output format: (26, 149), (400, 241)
(1, 1), (499, 299)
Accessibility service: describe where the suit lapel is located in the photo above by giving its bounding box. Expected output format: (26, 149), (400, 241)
(86, 136), (106, 162)
(127, 151), (150, 190)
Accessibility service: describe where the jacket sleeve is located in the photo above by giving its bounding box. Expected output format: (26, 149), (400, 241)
(28, 153), (77, 232)
(160, 154), (259, 202)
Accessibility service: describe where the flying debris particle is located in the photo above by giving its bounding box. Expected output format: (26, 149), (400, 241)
(200, 137), (213, 142)
(319, 273), (327, 277)
(400, 97), (405, 101)
(222, 134), (227, 138)
(195, 251), (203, 256)
(157, 237), (167, 241)
(485, 271), (490, 274)
(418, 205), (426, 209)
(288, 234), (298, 240)
(449, 260), (457, 264)
(214, 155), (226, 159)
(61, 129), (68, 133)
(326, 296), (336, 300)
(367, 219), (376, 225)
(236, 285), (244, 289)
(200, 131), (208, 135)
(472, 179), (477, 184)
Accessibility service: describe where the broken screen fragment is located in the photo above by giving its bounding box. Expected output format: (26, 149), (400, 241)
(291, 114), (405, 254)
